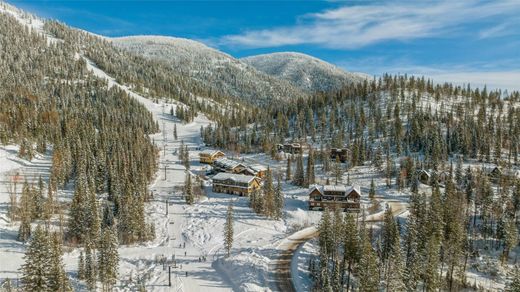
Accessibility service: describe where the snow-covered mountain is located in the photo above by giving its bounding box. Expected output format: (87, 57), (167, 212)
(242, 52), (368, 93)
(111, 36), (307, 104)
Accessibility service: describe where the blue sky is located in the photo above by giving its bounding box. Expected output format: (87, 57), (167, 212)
(10, 0), (520, 91)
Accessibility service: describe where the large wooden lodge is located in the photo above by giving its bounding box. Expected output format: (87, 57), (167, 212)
(308, 184), (361, 212)
(212, 173), (261, 196)
(199, 150), (225, 164)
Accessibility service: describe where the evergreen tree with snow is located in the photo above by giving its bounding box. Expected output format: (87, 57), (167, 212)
(286, 156), (291, 181)
(342, 214), (358, 290)
(48, 232), (72, 292)
(305, 148), (315, 187)
(274, 176), (284, 220)
(293, 152), (304, 186)
(78, 251), (86, 281)
(18, 210), (31, 242)
(263, 167), (275, 218)
(184, 172), (194, 205)
(502, 216), (518, 262)
(20, 225), (51, 291)
(505, 266), (520, 292)
(85, 240), (97, 291)
(224, 203), (234, 257)
(98, 227), (119, 291)
(369, 179), (376, 201)
(358, 227), (379, 292)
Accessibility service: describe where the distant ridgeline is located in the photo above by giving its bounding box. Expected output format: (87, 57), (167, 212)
(202, 74), (520, 169)
(44, 21), (260, 127)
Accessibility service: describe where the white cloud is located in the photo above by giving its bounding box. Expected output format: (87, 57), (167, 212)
(342, 61), (520, 91)
(220, 0), (520, 49)
(420, 71), (520, 92)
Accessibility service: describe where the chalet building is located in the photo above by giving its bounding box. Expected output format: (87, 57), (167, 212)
(486, 166), (520, 182)
(488, 166), (502, 177)
(199, 150), (225, 164)
(416, 169), (431, 185)
(235, 164), (268, 178)
(330, 148), (349, 163)
(308, 185), (361, 212)
(247, 164), (268, 178)
(212, 173), (261, 196)
(213, 158), (247, 174)
(276, 143), (303, 154)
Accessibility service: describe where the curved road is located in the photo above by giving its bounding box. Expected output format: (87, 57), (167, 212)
(272, 200), (407, 291)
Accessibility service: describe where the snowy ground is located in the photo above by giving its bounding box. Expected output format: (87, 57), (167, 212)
(1, 3), (517, 290)
(292, 240), (316, 292)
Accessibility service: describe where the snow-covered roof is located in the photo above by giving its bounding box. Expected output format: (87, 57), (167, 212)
(214, 158), (243, 169)
(417, 169), (431, 176)
(249, 164), (268, 172)
(200, 149), (223, 156)
(346, 186), (361, 195)
(324, 185), (347, 192)
(212, 173), (257, 184)
(309, 184), (361, 196)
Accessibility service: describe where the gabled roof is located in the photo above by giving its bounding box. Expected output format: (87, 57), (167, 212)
(346, 186), (361, 195)
(200, 149), (224, 156)
(416, 169), (431, 177)
(324, 185), (347, 193)
(249, 164), (268, 172)
(308, 184), (361, 196)
(212, 172), (257, 184)
(214, 158), (245, 169)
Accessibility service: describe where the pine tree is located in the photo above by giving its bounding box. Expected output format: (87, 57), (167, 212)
(184, 172), (194, 205)
(274, 176), (284, 220)
(78, 251), (86, 280)
(85, 241), (97, 291)
(224, 203), (234, 257)
(505, 266), (520, 292)
(342, 214), (358, 290)
(386, 238), (405, 291)
(358, 227), (379, 292)
(293, 152), (304, 186)
(98, 227), (119, 291)
(502, 216), (518, 262)
(285, 156), (291, 181)
(263, 167), (275, 218)
(173, 124), (178, 140)
(18, 210), (32, 242)
(20, 225), (51, 291)
(305, 149), (315, 187)
(48, 232), (72, 292)
(369, 179), (376, 201)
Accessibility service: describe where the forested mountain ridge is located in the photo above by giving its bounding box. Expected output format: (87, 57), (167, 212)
(0, 0), (159, 249)
(242, 52), (368, 93)
(111, 35), (308, 104)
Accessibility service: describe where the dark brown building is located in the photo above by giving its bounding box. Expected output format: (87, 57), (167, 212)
(308, 185), (361, 212)
(330, 148), (349, 163)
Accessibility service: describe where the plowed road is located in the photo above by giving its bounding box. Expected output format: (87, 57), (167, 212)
(272, 200), (408, 291)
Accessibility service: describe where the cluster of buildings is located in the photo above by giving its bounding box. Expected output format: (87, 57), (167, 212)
(199, 150), (266, 196)
(276, 143), (305, 154)
(200, 148), (362, 212)
(416, 165), (520, 186)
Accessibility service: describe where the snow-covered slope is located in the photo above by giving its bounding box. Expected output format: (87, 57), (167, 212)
(242, 52), (369, 93)
(111, 36), (307, 104)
